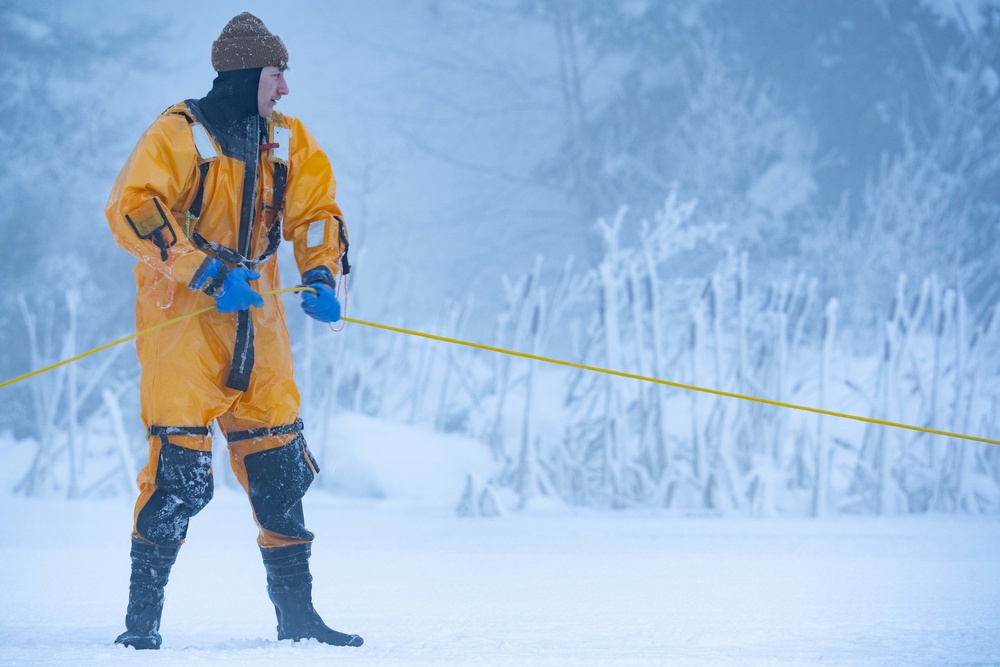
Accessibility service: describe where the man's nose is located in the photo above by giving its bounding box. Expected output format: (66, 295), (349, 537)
(278, 80), (289, 96)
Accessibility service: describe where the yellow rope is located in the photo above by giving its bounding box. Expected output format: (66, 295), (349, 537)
(2, 288), (997, 447)
(0, 287), (306, 391)
(340, 316), (1000, 448)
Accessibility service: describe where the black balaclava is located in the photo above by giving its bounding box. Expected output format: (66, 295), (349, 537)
(196, 67), (262, 133)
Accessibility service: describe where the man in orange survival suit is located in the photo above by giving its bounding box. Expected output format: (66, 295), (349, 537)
(105, 13), (361, 650)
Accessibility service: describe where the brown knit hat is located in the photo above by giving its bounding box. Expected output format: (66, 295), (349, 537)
(211, 12), (288, 72)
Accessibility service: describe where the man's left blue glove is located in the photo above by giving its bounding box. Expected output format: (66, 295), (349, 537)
(300, 267), (341, 323)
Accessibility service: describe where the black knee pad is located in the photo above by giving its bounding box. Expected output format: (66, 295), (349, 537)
(244, 435), (318, 541)
(156, 439), (214, 510)
(136, 438), (214, 544)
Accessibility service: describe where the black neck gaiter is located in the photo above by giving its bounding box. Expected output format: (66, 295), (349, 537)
(196, 67), (262, 133)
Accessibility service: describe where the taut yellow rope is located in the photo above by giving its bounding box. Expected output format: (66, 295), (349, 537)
(2, 288), (997, 447)
(339, 316), (1000, 447)
(0, 287), (307, 390)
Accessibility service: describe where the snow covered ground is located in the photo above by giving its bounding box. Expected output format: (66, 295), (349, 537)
(1, 485), (999, 665)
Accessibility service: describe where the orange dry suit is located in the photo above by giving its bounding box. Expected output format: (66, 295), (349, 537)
(105, 93), (348, 549)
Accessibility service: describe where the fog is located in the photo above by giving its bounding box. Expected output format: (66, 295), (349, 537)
(1, 0), (998, 514)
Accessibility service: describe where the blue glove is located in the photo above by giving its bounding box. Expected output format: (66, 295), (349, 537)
(192, 259), (264, 313)
(215, 267), (264, 312)
(300, 267), (341, 323)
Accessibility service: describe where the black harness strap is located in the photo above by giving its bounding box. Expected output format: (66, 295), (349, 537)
(227, 418), (304, 443)
(148, 424), (212, 449)
(169, 102), (294, 394)
(191, 219), (282, 269)
(226, 309), (255, 392)
(148, 425), (211, 438)
(182, 119), (286, 270)
(189, 152), (286, 269)
(167, 108), (212, 228)
(337, 217), (351, 276)
(273, 161), (288, 220)
(224, 116), (262, 393)
(189, 162), (211, 220)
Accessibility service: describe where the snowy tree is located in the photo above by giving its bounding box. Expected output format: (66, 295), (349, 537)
(800, 6), (1000, 329)
(0, 2), (158, 494)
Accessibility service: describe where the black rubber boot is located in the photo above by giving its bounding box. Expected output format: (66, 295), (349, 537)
(114, 537), (179, 650)
(261, 543), (363, 647)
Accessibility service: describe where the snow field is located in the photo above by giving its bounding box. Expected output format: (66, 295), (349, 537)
(1, 489), (998, 666)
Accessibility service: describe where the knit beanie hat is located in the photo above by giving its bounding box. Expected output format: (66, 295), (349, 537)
(211, 12), (288, 72)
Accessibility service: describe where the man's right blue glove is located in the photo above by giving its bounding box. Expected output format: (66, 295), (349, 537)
(192, 259), (264, 313)
(300, 267), (341, 323)
(215, 266), (264, 312)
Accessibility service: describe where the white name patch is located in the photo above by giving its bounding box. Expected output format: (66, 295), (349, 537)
(190, 124), (217, 160)
(307, 220), (326, 248)
(273, 126), (291, 162)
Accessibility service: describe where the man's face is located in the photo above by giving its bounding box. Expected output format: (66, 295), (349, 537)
(258, 66), (289, 118)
